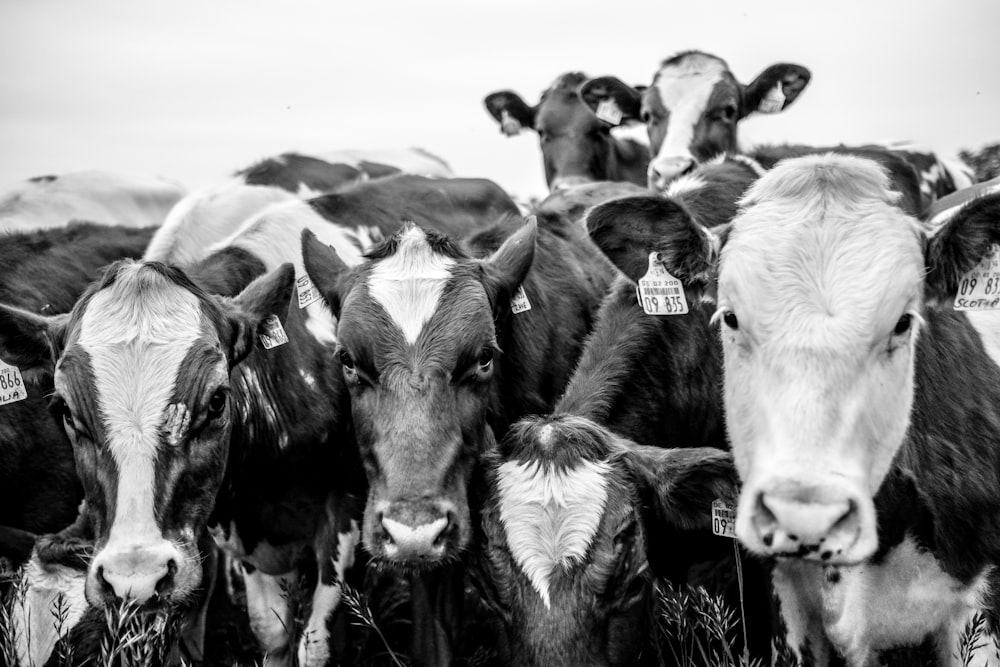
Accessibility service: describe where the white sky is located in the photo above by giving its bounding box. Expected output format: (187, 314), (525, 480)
(1, 0), (998, 200)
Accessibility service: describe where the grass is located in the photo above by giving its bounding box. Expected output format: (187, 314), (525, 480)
(3, 557), (998, 666)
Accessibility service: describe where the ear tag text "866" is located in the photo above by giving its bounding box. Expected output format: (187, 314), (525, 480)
(636, 252), (688, 315)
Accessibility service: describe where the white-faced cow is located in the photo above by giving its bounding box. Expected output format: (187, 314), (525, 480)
(0, 177), (521, 667)
(648, 153), (1000, 664)
(301, 210), (617, 663)
(473, 157), (775, 665)
(484, 72), (649, 191)
(579, 51), (810, 190)
(0, 170), (186, 232)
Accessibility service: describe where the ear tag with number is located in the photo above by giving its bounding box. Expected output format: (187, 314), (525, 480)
(0, 360), (27, 406)
(595, 98), (623, 125)
(954, 244), (1000, 311)
(296, 274), (323, 309)
(259, 315), (289, 349)
(637, 252), (689, 315)
(757, 82), (786, 114)
(500, 110), (522, 136)
(712, 499), (737, 538)
(510, 285), (531, 314)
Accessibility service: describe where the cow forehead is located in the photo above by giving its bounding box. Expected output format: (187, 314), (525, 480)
(365, 226), (457, 344)
(653, 54), (730, 112)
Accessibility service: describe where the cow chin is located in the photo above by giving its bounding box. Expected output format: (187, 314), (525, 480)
(362, 487), (471, 571)
(85, 534), (203, 610)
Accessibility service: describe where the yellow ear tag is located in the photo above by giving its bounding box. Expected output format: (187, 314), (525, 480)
(500, 110), (523, 136)
(259, 315), (289, 350)
(757, 82), (786, 114)
(0, 360), (27, 406)
(636, 252), (689, 315)
(954, 244), (1000, 311)
(595, 98), (623, 125)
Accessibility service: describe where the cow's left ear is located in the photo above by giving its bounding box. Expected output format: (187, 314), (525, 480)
(579, 76), (643, 125)
(225, 263), (296, 365)
(925, 194), (1000, 301)
(0, 304), (68, 372)
(301, 228), (352, 317)
(622, 444), (738, 580)
(480, 216), (537, 315)
(742, 63), (811, 118)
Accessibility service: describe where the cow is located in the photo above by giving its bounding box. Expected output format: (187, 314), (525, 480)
(301, 209), (617, 663)
(534, 180), (651, 224)
(579, 51), (810, 190)
(472, 158), (770, 666)
(924, 175), (1000, 236)
(0, 176), (521, 667)
(484, 72), (649, 191)
(0, 171), (186, 232)
(868, 140), (976, 211)
(644, 152), (1000, 664)
(145, 148), (455, 265)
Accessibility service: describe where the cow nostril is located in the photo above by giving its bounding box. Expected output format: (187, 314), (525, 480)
(155, 559), (178, 596)
(96, 565), (115, 598)
(433, 512), (455, 547)
(755, 492), (777, 525)
(832, 499), (857, 531)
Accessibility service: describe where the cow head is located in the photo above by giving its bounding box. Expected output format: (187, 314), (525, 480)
(302, 220), (537, 568)
(636, 154), (1000, 565)
(477, 414), (736, 667)
(484, 73), (645, 190)
(580, 51), (810, 190)
(0, 260), (295, 607)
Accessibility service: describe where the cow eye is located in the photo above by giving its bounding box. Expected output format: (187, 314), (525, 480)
(339, 349), (361, 384)
(893, 313), (913, 336)
(207, 388), (228, 417)
(717, 104), (737, 121)
(478, 347), (494, 370)
(722, 311), (739, 330)
(640, 110), (652, 123)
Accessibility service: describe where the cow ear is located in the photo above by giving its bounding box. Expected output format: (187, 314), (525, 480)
(622, 444), (739, 580)
(925, 193), (1000, 302)
(742, 63), (811, 118)
(579, 76), (642, 124)
(480, 216), (538, 314)
(586, 196), (720, 291)
(0, 304), (68, 372)
(301, 228), (351, 317)
(483, 91), (537, 136)
(225, 263), (296, 365)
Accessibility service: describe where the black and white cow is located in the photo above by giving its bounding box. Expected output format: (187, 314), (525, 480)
(301, 209), (617, 662)
(648, 153), (1000, 664)
(484, 72), (649, 191)
(0, 178), (520, 667)
(0, 170), (186, 232)
(145, 148), (455, 265)
(868, 140), (976, 212)
(473, 158), (771, 665)
(579, 51), (810, 189)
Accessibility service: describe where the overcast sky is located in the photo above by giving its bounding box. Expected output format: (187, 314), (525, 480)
(2, 0), (997, 199)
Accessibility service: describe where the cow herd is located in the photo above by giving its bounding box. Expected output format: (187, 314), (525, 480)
(1, 49), (1000, 667)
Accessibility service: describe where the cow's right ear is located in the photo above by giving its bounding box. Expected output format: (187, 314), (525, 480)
(224, 263), (296, 365)
(483, 91), (537, 136)
(578, 76), (642, 124)
(585, 196), (720, 290)
(301, 228), (352, 317)
(0, 304), (68, 372)
(925, 193), (1000, 303)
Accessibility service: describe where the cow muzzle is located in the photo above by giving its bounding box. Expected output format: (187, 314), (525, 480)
(370, 499), (460, 564)
(648, 156), (695, 191)
(88, 540), (186, 605)
(737, 479), (876, 564)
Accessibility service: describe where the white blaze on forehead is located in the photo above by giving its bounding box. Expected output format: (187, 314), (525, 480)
(78, 263), (205, 549)
(497, 458), (611, 608)
(652, 56), (727, 162)
(367, 226), (456, 344)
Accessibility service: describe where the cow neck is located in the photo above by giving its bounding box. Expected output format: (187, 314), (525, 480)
(870, 306), (1000, 583)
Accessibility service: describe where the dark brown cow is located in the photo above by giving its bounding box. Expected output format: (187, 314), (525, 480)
(579, 51), (810, 189)
(484, 73), (649, 191)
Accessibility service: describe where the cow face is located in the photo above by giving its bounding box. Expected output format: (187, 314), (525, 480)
(303, 221), (536, 568)
(478, 415), (736, 667)
(580, 51), (810, 190)
(485, 73), (637, 191)
(0, 260), (295, 608)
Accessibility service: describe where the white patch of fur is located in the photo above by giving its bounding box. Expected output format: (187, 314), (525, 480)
(367, 226), (456, 344)
(298, 521), (359, 667)
(965, 310), (1000, 371)
(312, 148), (453, 178)
(76, 264), (206, 560)
(497, 458), (611, 608)
(144, 181), (295, 265)
(298, 368), (317, 388)
(650, 56), (727, 169)
(663, 173), (706, 199)
(11, 557), (89, 667)
(243, 568), (295, 654)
